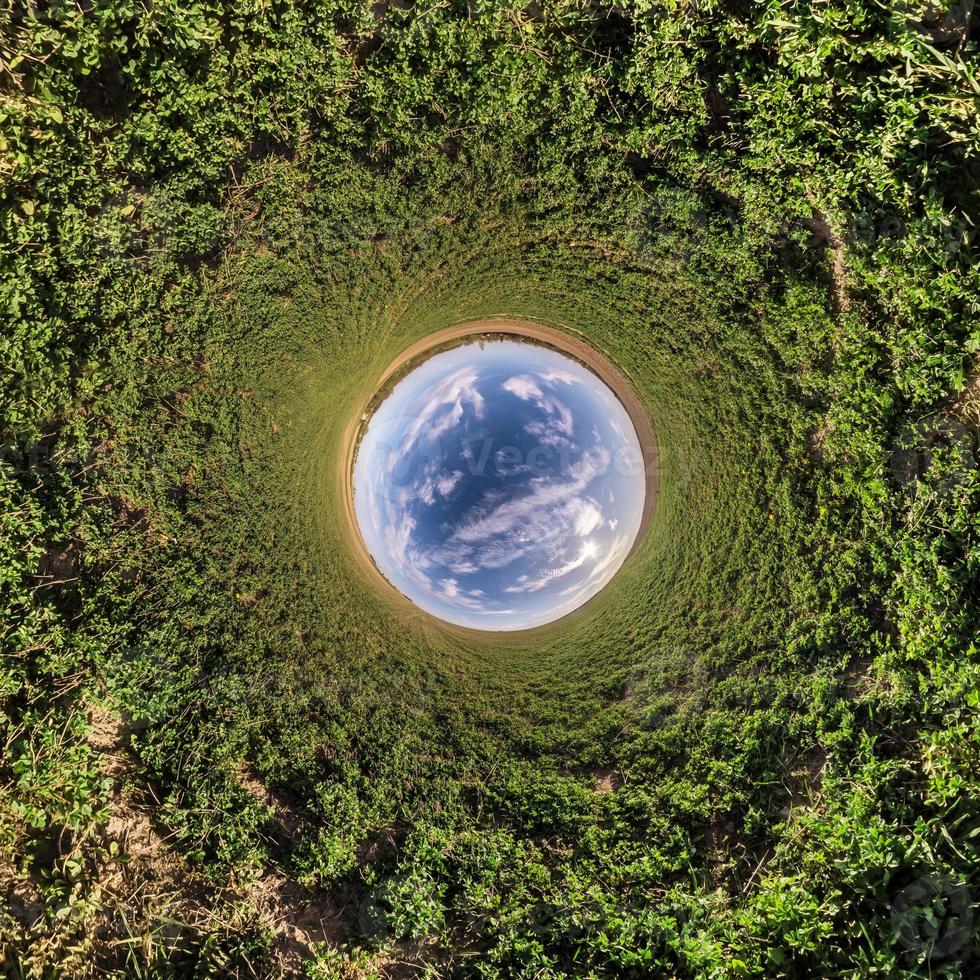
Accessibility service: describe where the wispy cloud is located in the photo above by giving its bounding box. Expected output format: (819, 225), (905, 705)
(436, 470), (463, 496)
(418, 468), (464, 506)
(538, 368), (580, 386)
(502, 373), (574, 440)
(437, 577), (489, 610)
(449, 448), (609, 545)
(501, 375), (542, 400)
(387, 368), (485, 475)
(504, 539), (595, 593)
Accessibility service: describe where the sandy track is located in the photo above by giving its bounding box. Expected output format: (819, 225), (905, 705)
(337, 317), (659, 637)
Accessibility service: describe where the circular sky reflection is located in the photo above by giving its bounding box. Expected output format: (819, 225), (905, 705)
(353, 338), (646, 630)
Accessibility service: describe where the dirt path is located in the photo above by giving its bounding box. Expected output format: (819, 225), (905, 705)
(336, 317), (659, 637)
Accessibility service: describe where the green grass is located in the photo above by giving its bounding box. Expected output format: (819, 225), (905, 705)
(2, 2), (978, 977)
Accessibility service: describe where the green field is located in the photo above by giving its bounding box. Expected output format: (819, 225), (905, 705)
(2, 1), (978, 977)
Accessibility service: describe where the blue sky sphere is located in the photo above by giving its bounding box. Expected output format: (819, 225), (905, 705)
(352, 339), (646, 630)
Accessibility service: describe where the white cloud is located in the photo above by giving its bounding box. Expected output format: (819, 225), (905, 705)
(437, 576), (489, 610)
(503, 374), (574, 437)
(524, 418), (574, 449)
(436, 470), (463, 496)
(393, 367), (485, 471)
(538, 368), (579, 386)
(383, 509), (416, 572)
(571, 498), (604, 536)
(449, 448), (609, 545)
(503, 539), (594, 594)
(502, 375), (542, 400)
(417, 468), (463, 506)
